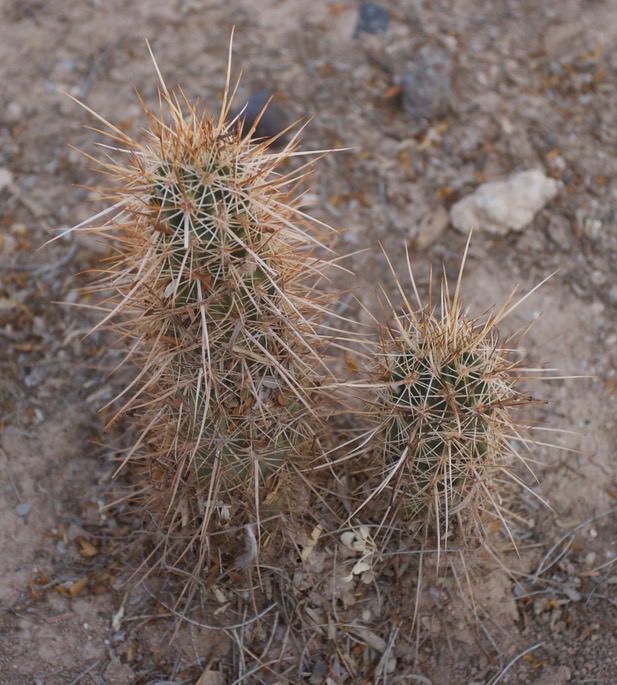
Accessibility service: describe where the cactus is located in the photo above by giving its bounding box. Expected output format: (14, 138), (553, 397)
(65, 46), (336, 581)
(363, 242), (548, 551)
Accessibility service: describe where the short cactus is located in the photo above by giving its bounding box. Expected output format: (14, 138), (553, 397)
(64, 47), (336, 580)
(364, 244), (547, 550)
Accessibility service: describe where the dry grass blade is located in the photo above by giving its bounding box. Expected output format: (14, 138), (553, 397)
(487, 641), (544, 684)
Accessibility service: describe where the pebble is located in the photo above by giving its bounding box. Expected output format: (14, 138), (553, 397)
(450, 169), (561, 235)
(0, 297), (19, 312)
(56, 58), (76, 72)
(10, 222), (27, 237)
(352, 2), (390, 38)
(228, 91), (289, 148)
(5, 101), (23, 124)
(590, 270), (606, 286)
(15, 502), (32, 517)
(583, 217), (603, 241)
(0, 234), (17, 255)
(546, 213), (570, 247)
(0, 167), (14, 191)
(401, 47), (452, 122)
(414, 206), (449, 249)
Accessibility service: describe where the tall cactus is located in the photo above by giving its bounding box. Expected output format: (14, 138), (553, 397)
(66, 46), (336, 580)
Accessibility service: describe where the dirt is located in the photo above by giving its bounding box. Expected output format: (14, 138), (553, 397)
(1, 0), (617, 683)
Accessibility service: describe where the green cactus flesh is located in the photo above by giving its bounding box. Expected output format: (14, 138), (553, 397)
(386, 348), (493, 489)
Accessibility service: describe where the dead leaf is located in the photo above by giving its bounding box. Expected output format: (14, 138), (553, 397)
(344, 351), (359, 374)
(351, 560), (372, 576)
(111, 604), (125, 631)
(0, 168), (13, 191)
(384, 84), (402, 99)
(606, 486), (617, 499)
(347, 624), (387, 652)
(341, 532), (356, 549)
(65, 576), (89, 598)
(76, 536), (99, 558)
(328, 2), (348, 15)
(124, 642), (137, 662)
(29, 573), (40, 601)
(304, 606), (325, 634)
(301, 525), (323, 562)
(195, 667), (225, 685)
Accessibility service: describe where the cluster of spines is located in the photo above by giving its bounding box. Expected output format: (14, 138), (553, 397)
(360, 247), (542, 550)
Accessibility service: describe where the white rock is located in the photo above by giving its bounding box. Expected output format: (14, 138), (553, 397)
(0, 168), (14, 192)
(5, 101), (24, 123)
(450, 169), (560, 236)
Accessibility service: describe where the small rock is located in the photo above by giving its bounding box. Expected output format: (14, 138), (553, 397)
(24, 366), (47, 388)
(10, 222), (27, 237)
(401, 47), (452, 122)
(228, 91), (289, 148)
(0, 168), (14, 191)
(15, 502), (32, 517)
(0, 233), (17, 254)
(103, 655), (134, 685)
(450, 169), (561, 236)
(545, 213), (571, 248)
(582, 216), (603, 241)
(56, 58), (76, 73)
(5, 101), (23, 124)
(414, 206), (449, 249)
(0, 297), (19, 312)
(590, 269), (606, 286)
(353, 2), (390, 38)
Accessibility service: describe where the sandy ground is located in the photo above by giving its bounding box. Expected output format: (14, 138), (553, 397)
(1, 0), (617, 683)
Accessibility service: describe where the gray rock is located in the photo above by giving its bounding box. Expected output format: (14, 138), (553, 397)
(401, 47), (452, 122)
(353, 3), (390, 38)
(15, 502), (32, 517)
(228, 91), (289, 149)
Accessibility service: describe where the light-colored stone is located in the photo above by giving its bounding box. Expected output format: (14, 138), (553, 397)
(0, 167), (14, 192)
(5, 101), (24, 123)
(450, 169), (561, 236)
(414, 205), (449, 248)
